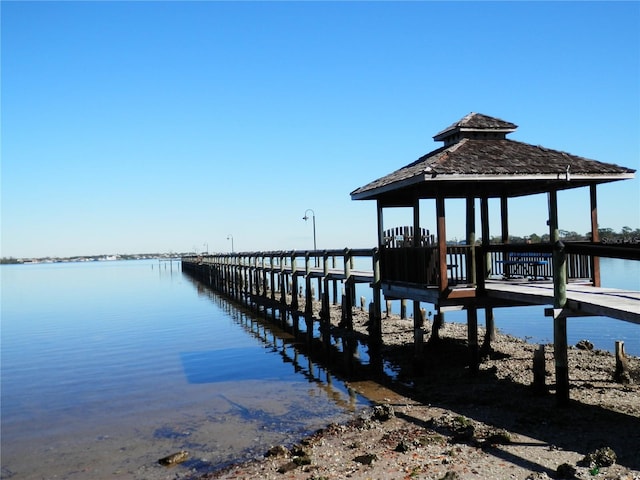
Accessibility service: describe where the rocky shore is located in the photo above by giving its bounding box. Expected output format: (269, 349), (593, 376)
(192, 302), (639, 480)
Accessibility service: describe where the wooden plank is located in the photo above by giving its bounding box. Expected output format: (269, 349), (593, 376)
(487, 281), (640, 325)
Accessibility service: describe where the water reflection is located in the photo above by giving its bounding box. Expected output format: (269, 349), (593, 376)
(183, 275), (365, 414)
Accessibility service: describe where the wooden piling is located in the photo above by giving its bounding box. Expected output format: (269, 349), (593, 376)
(550, 190), (570, 407)
(614, 340), (631, 384)
(532, 344), (548, 395)
(481, 307), (495, 356)
(467, 307), (479, 374)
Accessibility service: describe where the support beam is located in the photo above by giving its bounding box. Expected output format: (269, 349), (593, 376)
(480, 197), (491, 277)
(436, 196), (448, 292)
(481, 307), (495, 356)
(590, 185), (601, 287)
(500, 196), (509, 243)
(466, 197), (476, 285)
(467, 307), (479, 374)
(549, 190), (570, 407)
(413, 197), (421, 246)
(377, 200), (385, 248)
(370, 248), (382, 348)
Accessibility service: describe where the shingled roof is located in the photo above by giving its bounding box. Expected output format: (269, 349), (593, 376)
(351, 113), (635, 202)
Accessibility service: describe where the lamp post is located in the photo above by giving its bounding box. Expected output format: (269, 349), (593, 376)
(227, 234), (234, 253)
(203, 243), (209, 254)
(303, 209), (317, 266)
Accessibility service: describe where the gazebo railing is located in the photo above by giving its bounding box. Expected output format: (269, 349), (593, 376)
(380, 243), (599, 288)
(380, 245), (472, 286)
(481, 243), (593, 282)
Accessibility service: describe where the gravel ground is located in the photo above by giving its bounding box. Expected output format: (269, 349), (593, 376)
(191, 300), (640, 480)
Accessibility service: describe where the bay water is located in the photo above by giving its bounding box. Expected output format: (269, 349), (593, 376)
(0, 260), (367, 479)
(1, 257), (637, 479)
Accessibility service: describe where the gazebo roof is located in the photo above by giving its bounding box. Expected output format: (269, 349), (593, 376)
(351, 113), (635, 203)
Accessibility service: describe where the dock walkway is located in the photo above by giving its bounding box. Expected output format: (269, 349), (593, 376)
(485, 280), (640, 325)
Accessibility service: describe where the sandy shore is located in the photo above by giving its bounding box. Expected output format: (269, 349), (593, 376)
(192, 301), (639, 480)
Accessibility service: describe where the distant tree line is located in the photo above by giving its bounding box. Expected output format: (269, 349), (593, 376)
(486, 226), (639, 244)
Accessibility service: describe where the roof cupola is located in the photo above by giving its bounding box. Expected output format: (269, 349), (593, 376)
(433, 112), (518, 146)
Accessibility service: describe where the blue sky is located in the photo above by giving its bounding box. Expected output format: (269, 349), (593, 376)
(2, 1), (639, 258)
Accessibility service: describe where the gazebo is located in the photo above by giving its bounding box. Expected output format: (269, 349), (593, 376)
(350, 112), (635, 404)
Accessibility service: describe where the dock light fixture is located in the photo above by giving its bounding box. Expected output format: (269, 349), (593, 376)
(302, 209), (317, 251)
(227, 234), (234, 253)
(303, 209), (317, 266)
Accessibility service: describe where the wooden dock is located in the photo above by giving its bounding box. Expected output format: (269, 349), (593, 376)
(183, 113), (640, 406)
(484, 280), (640, 325)
(182, 249), (639, 325)
(182, 248), (639, 396)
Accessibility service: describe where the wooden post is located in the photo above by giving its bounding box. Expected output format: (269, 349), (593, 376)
(343, 249), (354, 329)
(368, 301), (383, 375)
(413, 305), (424, 357)
(321, 279), (330, 321)
(501, 195), (512, 280)
(413, 300), (423, 356)
(481, 307), (495, 356)
(400, 299), (407, 319)
(340, 294), (348, 327)
(280, 273), (287, 327)
(429, 308), (444, 344)
(436, 196), (448, 292)
(385, 300), (392, 318)
(270, 255), (276, 301)
(413, 196), (421, 247)
(467, 307), (479, 374)
(590, 185), (601, 287)
(480, 196), (491, 277)
(344, 285), (353, 330)
(466, 197), (477, 285)
(500, 196), (509, 243)
(262, 256), (268, 299)
(305, 252), (313, 316)
(614, 341), (631, 384)
(290, 253), (299, 311)
(371, 248), (383, 347)
(550, 190), (569, 406)
(376, 201), (385, 247)
(532, 344), (548, 395)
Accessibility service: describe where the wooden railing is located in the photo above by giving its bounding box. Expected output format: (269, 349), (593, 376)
(378, 242), (623, 288)
(480, 243), (595, 282)
(184, 242), (636, 293)
(379, 245), (472, 286)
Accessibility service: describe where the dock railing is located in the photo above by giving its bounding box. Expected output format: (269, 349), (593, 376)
(479, 242), (640, 286)
(184, 242), (638, 298)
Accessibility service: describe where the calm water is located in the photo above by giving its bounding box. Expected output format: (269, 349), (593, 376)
(1, 258), (638, 479)
(1, 260), (367, 479)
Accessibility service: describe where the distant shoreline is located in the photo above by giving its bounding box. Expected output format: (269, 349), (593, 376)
(0, 254), (184, 265)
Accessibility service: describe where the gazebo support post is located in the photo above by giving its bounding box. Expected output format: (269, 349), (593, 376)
(436, 196), (448, 293)
(412, 198), (424, 355)
(549, 190), (570, 406)
(480, 196), (495, 353)
(590, 185), (601, 287)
